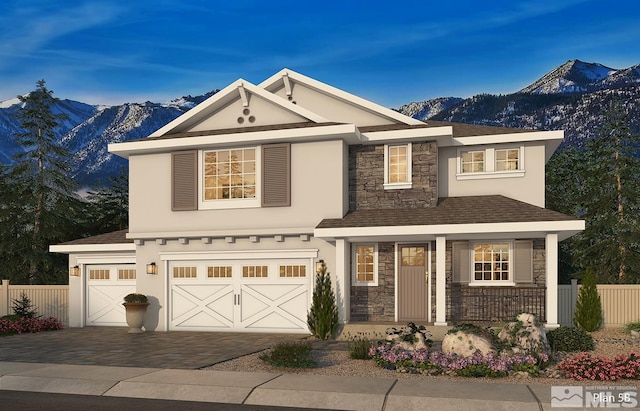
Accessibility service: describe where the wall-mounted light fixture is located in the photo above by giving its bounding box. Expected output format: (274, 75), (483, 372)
(70, 266), (80, 276)
(315, 259), (325, 274)
(146, 262), (158, 275)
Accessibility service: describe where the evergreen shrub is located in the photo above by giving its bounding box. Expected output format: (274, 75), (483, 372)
(573, 268), (603, 331)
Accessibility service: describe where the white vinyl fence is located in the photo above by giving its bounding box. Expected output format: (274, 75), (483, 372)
(558, 280), (640, 327)
(0, 280), (69, 326)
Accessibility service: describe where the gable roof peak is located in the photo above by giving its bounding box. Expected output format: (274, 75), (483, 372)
(260, 69), (424, 126)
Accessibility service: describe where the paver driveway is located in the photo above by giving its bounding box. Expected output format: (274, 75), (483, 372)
(0, 327), (304, 369)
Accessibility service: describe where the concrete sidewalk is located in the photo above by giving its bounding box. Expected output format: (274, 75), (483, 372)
(0, 361), (568, 411)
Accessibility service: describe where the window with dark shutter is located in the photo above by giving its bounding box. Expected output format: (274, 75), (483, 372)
(262, 143), (291, 207)
(171, 151), (198, 211)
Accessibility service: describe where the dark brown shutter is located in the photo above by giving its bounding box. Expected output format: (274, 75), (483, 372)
(452, 241), (470, 283)
(262, 143), (291, 207)
(514, 240), (533, 283)
(171, 150), (198, 211)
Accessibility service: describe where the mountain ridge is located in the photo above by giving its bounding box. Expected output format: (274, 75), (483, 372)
(1, 60), (638, 186)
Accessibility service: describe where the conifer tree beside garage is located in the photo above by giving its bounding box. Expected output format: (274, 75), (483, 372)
(307, 262), (339, 340)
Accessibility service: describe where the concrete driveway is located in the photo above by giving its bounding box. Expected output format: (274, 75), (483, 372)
(0, 327), (304, 369)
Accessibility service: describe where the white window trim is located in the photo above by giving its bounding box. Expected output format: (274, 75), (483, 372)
(456, 146), (525, 180)
(469, 240), (515, 286)
(352, 243), (378, 286)
(198, 146), (261, 210)
(383, 143), (412, 190)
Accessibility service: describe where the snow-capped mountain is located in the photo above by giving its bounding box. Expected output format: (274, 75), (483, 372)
(1, 60), (639, 188)
(518, 60), (638, 94)
(395, 97), (463, 121)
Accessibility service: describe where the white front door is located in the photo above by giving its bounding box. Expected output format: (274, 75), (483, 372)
(169, 258), (311, 333)
(86, 264), (137, 326)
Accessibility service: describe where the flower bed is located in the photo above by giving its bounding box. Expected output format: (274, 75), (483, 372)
(370, 343), (547, 377)
(0, 316), (63, 336)
(557, 352), (640, 381)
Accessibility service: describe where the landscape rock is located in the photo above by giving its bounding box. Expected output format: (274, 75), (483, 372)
(441, 331), (496, 357)
(631, 330), (639, 339)
(386, 331), (430, 351)
(498, 313), (550, 354)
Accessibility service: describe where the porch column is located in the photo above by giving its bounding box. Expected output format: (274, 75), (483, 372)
(545, 233), (559, 329)
(434, 236), (447, 326)
(335, 238), (350, 323)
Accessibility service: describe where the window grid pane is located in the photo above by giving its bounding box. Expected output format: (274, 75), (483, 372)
(356, 245), (375, 282)
(208, 266), (232, 278)
(243, 265), (268, 278)
(279, 265), (306, 278)
(461, 151), (484, 173)
(118, 269), (136, 280)
(495, 149), (519, 171)
(388, 145), (408, 183)
(401, 247), (425, 266)
(173, 266), (197, 278)
(203, 148), (256, 200)
(473, 243), (509, 281)
(89, 269), (109, 280)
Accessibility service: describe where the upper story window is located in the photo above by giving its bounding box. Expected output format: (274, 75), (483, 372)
(201, 147), (260, 209)
(384, 143), (412, 190)
(353, 244), (378, 286)
(470, 241), (513, 286)
(457, 146), (524, 180)
(461, 150), (484, 173)
(171, 143), (290, 211)
(495, 148), (519, 171)
(203, 148), (256, 200)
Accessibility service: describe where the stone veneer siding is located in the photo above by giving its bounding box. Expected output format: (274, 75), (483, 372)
(349, 142), (438, 210)
(431, 239), (547, 322)
(350, 242), (395, 321)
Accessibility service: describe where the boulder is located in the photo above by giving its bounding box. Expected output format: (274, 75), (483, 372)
(498, 313), (550, 354)
(386, 331), (430, 351)
(631, 330), (639, 339)
(441, 331), (496, 357)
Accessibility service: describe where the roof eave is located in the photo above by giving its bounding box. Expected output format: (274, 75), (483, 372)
(314, 220), (585, 242)
(109, 124), (361, 158)
(49, 243), (137, 254)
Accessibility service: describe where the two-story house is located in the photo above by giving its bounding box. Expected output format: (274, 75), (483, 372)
(51, 69), (584, 333)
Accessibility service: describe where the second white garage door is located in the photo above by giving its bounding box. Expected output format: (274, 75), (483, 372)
(169, 257), (312, 333)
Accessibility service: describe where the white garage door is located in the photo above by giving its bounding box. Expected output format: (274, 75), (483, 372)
(86, 264), (137, 326)
(170, 258), (311, 333)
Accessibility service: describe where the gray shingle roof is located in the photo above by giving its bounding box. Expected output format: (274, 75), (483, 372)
(58, 229), (131, 245)
(316, 196), (578, 229)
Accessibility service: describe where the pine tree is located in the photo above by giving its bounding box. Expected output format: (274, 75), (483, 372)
(573, 268), (603, 331)
(85, 166), (129, 234)
(307, 262), (338, 340)
(578, 101), (640, 283)
(0, 80), (82, 284)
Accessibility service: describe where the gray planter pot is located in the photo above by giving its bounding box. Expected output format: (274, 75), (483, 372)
(123, 302), (150, 333)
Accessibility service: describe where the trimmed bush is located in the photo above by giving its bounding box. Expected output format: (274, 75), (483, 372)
(259, 341), (316, 368)
(573, 268), (603, 331)
(547, 326), (595, 352)
(124, 293), (148, 303)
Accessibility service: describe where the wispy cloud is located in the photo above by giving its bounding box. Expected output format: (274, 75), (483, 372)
(0, 1), (126, 68)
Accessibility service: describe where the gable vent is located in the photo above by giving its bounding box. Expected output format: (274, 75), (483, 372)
(262, 143), (291, 207)
(171, 150), (198, 211)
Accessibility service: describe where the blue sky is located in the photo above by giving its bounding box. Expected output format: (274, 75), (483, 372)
(1, 0), (639, 107)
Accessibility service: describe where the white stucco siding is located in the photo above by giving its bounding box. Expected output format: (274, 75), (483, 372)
(271, 83), (396, 127)
(438, 143), (546, 207)
(134, 236), (337, 332)
(128, 140), (346, 234)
